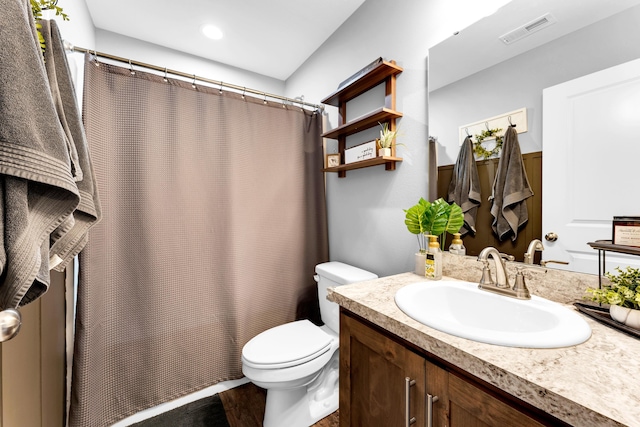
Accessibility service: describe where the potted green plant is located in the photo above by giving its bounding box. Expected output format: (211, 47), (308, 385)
(376, 122), (398, 157)
(404, 198), (463, 275)
(404, 198), (464, 250)
(585, 266), (640, 329)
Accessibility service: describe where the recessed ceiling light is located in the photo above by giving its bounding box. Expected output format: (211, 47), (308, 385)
(201, 24), (223, 40)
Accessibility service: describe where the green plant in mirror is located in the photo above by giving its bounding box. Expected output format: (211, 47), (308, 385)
(473, 127), (503, 159)
(404, 198), (464, 251)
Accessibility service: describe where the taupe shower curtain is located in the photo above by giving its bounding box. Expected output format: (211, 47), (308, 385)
(69, 54), (328, 427)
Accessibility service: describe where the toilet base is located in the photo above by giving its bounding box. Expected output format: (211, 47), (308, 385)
(263, 350), (339, 427)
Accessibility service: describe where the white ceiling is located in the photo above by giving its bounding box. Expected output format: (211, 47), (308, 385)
(429, 0), (640, 91)
(85, 0), (366, 81)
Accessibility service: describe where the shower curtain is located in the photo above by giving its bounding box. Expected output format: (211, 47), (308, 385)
(69, 54), (329, 426)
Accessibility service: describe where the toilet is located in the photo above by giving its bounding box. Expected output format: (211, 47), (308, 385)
(241, 261), (377, 427)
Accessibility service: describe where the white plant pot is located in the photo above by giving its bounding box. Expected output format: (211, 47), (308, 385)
(414, 252), (426, 276)
(610, 305), (640, 330)
(378, 147), (391, 157)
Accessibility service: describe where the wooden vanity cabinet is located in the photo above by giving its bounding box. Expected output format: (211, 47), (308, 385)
(339, 308), (426, 426)
(339, 310), (568, 427)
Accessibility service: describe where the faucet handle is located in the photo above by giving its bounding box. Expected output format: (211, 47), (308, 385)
(500, 253), (515, 262)
(478, 260), (494, 286)
(512, 267), (531, 299)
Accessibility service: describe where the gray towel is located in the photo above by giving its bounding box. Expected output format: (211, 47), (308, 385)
(41, 19), (102, 271)
(0, 0), (80, 309)
(489, 126), (533, 241)
(447, 136), (481, 236)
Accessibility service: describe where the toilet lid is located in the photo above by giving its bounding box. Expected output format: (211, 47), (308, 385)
(242, 320), (334, 369)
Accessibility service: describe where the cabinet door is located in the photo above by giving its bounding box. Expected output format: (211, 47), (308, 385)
(340, 313), (425, 427)
(425, 359), (449, 427)
(446, 373), (545, 427)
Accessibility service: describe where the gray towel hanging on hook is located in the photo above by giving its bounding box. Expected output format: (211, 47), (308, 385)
(489, 126), (533, 241)
(448, 136), (481, 236)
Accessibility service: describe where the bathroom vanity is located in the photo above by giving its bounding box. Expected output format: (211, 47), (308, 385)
(339, 311), (560, 426)
(327, 256), (640, 427)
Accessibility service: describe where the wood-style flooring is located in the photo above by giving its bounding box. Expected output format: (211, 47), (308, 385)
(219, 382), (339, 427)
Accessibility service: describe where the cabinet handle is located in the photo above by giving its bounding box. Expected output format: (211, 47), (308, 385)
(405, 377), (416, 426)
(426, 394), (439, 427)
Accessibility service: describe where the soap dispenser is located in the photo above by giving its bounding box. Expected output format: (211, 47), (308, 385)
(449, 233), (466, 256)
(425, 235), (442, 280)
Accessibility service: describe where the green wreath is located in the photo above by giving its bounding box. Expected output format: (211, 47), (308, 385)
(473, 128), (503, 159)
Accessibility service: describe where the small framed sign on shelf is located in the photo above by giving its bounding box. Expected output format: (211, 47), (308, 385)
(344, 140), (376, 164)
(326, 153), (341, 168)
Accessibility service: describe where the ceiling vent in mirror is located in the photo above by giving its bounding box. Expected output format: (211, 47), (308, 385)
(499, 13), (557, 45)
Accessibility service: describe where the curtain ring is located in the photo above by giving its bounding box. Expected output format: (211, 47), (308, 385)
(263, 93), (268, 104)
(191, 74), (197, 89)
(129, 59), (135, 75)
(219, 81), (223, 94)
(93, 50), (99, 67)
(282, 98), (286, 108)
(241, 87), (246, 100)
(163, 67), (168, 82)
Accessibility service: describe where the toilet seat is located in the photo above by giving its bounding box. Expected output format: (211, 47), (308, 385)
(242, 320), (334, 369)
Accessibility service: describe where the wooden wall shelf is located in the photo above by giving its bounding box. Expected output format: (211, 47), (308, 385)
(321, 108), (403, 140)
(322, 60), (404, 107)
(322, 59), (403, 178)
(323, 156), (403, 173)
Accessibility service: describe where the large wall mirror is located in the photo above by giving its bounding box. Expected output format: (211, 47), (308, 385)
(429, 0), (640, 274)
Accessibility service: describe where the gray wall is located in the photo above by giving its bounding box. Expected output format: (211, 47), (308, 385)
(285, 0), (500, 277)
(430, 5), (640, 166)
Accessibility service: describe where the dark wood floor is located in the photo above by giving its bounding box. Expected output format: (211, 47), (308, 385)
(219, 382), (339, 427)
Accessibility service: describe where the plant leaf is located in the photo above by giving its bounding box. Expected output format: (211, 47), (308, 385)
(445, 202), (464, 234)
(426, 198), (449, 236)
(404, 204), (427, 235)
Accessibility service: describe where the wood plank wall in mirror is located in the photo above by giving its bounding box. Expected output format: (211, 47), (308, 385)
(437, 152), (542, 262)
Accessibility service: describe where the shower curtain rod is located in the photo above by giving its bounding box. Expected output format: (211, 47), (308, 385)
(68, 45), (324, 112)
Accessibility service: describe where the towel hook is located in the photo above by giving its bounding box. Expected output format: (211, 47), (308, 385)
(465, 127), (471, 137)
(508, 115), (516, 127)
(485, 121), (490, 131)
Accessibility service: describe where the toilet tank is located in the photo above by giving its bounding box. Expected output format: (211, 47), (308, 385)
(315, 262), (377, 334)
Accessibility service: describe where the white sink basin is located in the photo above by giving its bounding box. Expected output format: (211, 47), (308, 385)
(394, 279), (591, 348)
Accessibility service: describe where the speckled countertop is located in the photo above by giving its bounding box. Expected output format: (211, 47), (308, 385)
(327, 254), (640, 427)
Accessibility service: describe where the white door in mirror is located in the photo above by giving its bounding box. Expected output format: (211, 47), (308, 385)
(542, 57), (640, 274)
